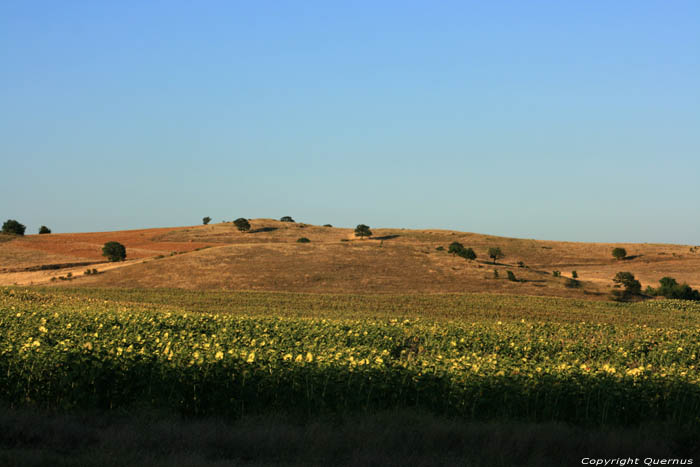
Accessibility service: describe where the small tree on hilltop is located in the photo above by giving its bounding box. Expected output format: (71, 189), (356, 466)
(354, 224), (372, 239)
(612, 248), (627, 260)
(280, 216), (295, 223)
(38, 226), (51, 234)
(2, 219), (26, 236)
(234, 218), (251, 232)
(462, 247), (477, 260)
(102, 241), (126, 262)
(202, 217), (211, 225)
(488, 247), (504, 264)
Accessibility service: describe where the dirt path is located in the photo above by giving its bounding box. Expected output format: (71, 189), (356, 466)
(0, 257), (151, 286)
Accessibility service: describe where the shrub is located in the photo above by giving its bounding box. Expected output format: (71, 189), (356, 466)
(234, 218), (251, 232)
(572, 271), (578, 279)
(517, 261), (525, 268)
(102, 241), (127, 262)
(2, 219), (26, 236)
(565, 278), (581, 288)
(488, 247), (504, 264)
(297, 237), (310, 243)
(280, 216), (295, 223)
(38, 226), (51, 234)
(66, 272), (72, 278)
(92, 269), (98, 274)
(354, 224), (372, 239)
(552, 271), (561, 277)
(202, 217), (211, 225)
(435, 246), (444, 251)
(506, 270), (517, 282)
(323, 224), (332, 227)
(612, 272), (641, 300)
(84, 269), (92, 275)
(493, 269), (499, 278)
(612, 248), (627, 260)
(340, 239), (349, 242)
(647, 277), (700, 301)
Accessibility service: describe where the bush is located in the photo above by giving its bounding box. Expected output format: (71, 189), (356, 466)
(435, 246), (444, 251)
(647, 277), (700, 301)
(354, 224), (372, 239)
(92, 269), (98, 274)
(493, 270), (499, 278)
(506, 270), (517, 282)
(572, 271), (578, 279)
(448, 242), (464, 256)
(84, 269), (92, 275)
(323, 224), (332, 227)
(612, 248), (627, 260)
(488, 247), (504, 264)
(234, 218), (251, 232)
(202, 217), (211, 225)
(552, 271), (561, 277)
(612, 272), (641, 300)
(565, 278), (581, 288)
(38, 226), (51, 234)
(517, 261), (525, 268)
(102, 242), (127, 262)
(280, 216), (295, 223)
(2, 219), (26, 236)
(297, 237), (310, 243)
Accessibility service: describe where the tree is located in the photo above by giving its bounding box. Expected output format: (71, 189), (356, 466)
(102, 241), (126, 262)
(612, 248), (627, 260)
(448, 242), (464, 256)
(234, 218), (251, 232)
(280, 216), (295, 223)
(462, 247), (477, 260)
(38, 226), (51, 234)
(354, 224), (372, 239)
(506, 270), (517, 282)
(2, 219), (26, 235)
(612, 272), (641, 300)
(202, 217), (211, 225)
(647, 277), (700, 301)
(488, 247), (504, 264)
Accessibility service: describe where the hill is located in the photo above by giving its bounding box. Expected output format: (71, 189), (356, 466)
(1, 219), (699, 298)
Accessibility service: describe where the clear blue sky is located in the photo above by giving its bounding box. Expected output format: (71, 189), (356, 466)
(2, 1), (698, 243)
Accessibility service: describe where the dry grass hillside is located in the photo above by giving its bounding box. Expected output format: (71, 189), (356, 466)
(1, 219), (699, 298)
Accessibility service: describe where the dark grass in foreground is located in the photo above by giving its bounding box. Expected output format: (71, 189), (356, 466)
(1, 408), (696, 467)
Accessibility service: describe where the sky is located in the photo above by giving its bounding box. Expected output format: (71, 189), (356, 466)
(1, 1), (699, 243)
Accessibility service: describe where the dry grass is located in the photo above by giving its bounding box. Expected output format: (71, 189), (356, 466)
(2, 219), (700, 297)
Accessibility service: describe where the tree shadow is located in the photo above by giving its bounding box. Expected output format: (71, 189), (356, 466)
(371, 235), (400, 241)
(249, 227), (278, 234)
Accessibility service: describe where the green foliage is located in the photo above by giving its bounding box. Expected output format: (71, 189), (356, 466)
(565, 278), (581, 288)
(102, 241), (127, 262)
(552, 271), (561, 277)
(572, 271), (578, 279)
(646, 277), (700, 301)
(517, 261), (525, 268)
(612, 272), (641, 301)
(234, 218), (251, 232)
(296, 237), (310, 243)
(38, 226), (51, 234)
(493, 269), (499, 278)
(488, 247), (504, 264)
(280, 216), (295, 223)
(612, 248), (627, 260)
(354, 224), (372, 239)
(435, 246), (445, 251)
(448, 242), (476, 260)
(2, 219), (26, 236)
(506, 270), (517, 282)
(4, 288), (700, 427)
(202, 217), (211, 225)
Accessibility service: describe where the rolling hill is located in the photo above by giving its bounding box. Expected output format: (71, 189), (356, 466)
(1, 219), (699, 298)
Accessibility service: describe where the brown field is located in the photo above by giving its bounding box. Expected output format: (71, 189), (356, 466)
(1, 219), (699, 297)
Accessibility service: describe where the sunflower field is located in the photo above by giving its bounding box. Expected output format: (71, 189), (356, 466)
(1, 287), (700, 427)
